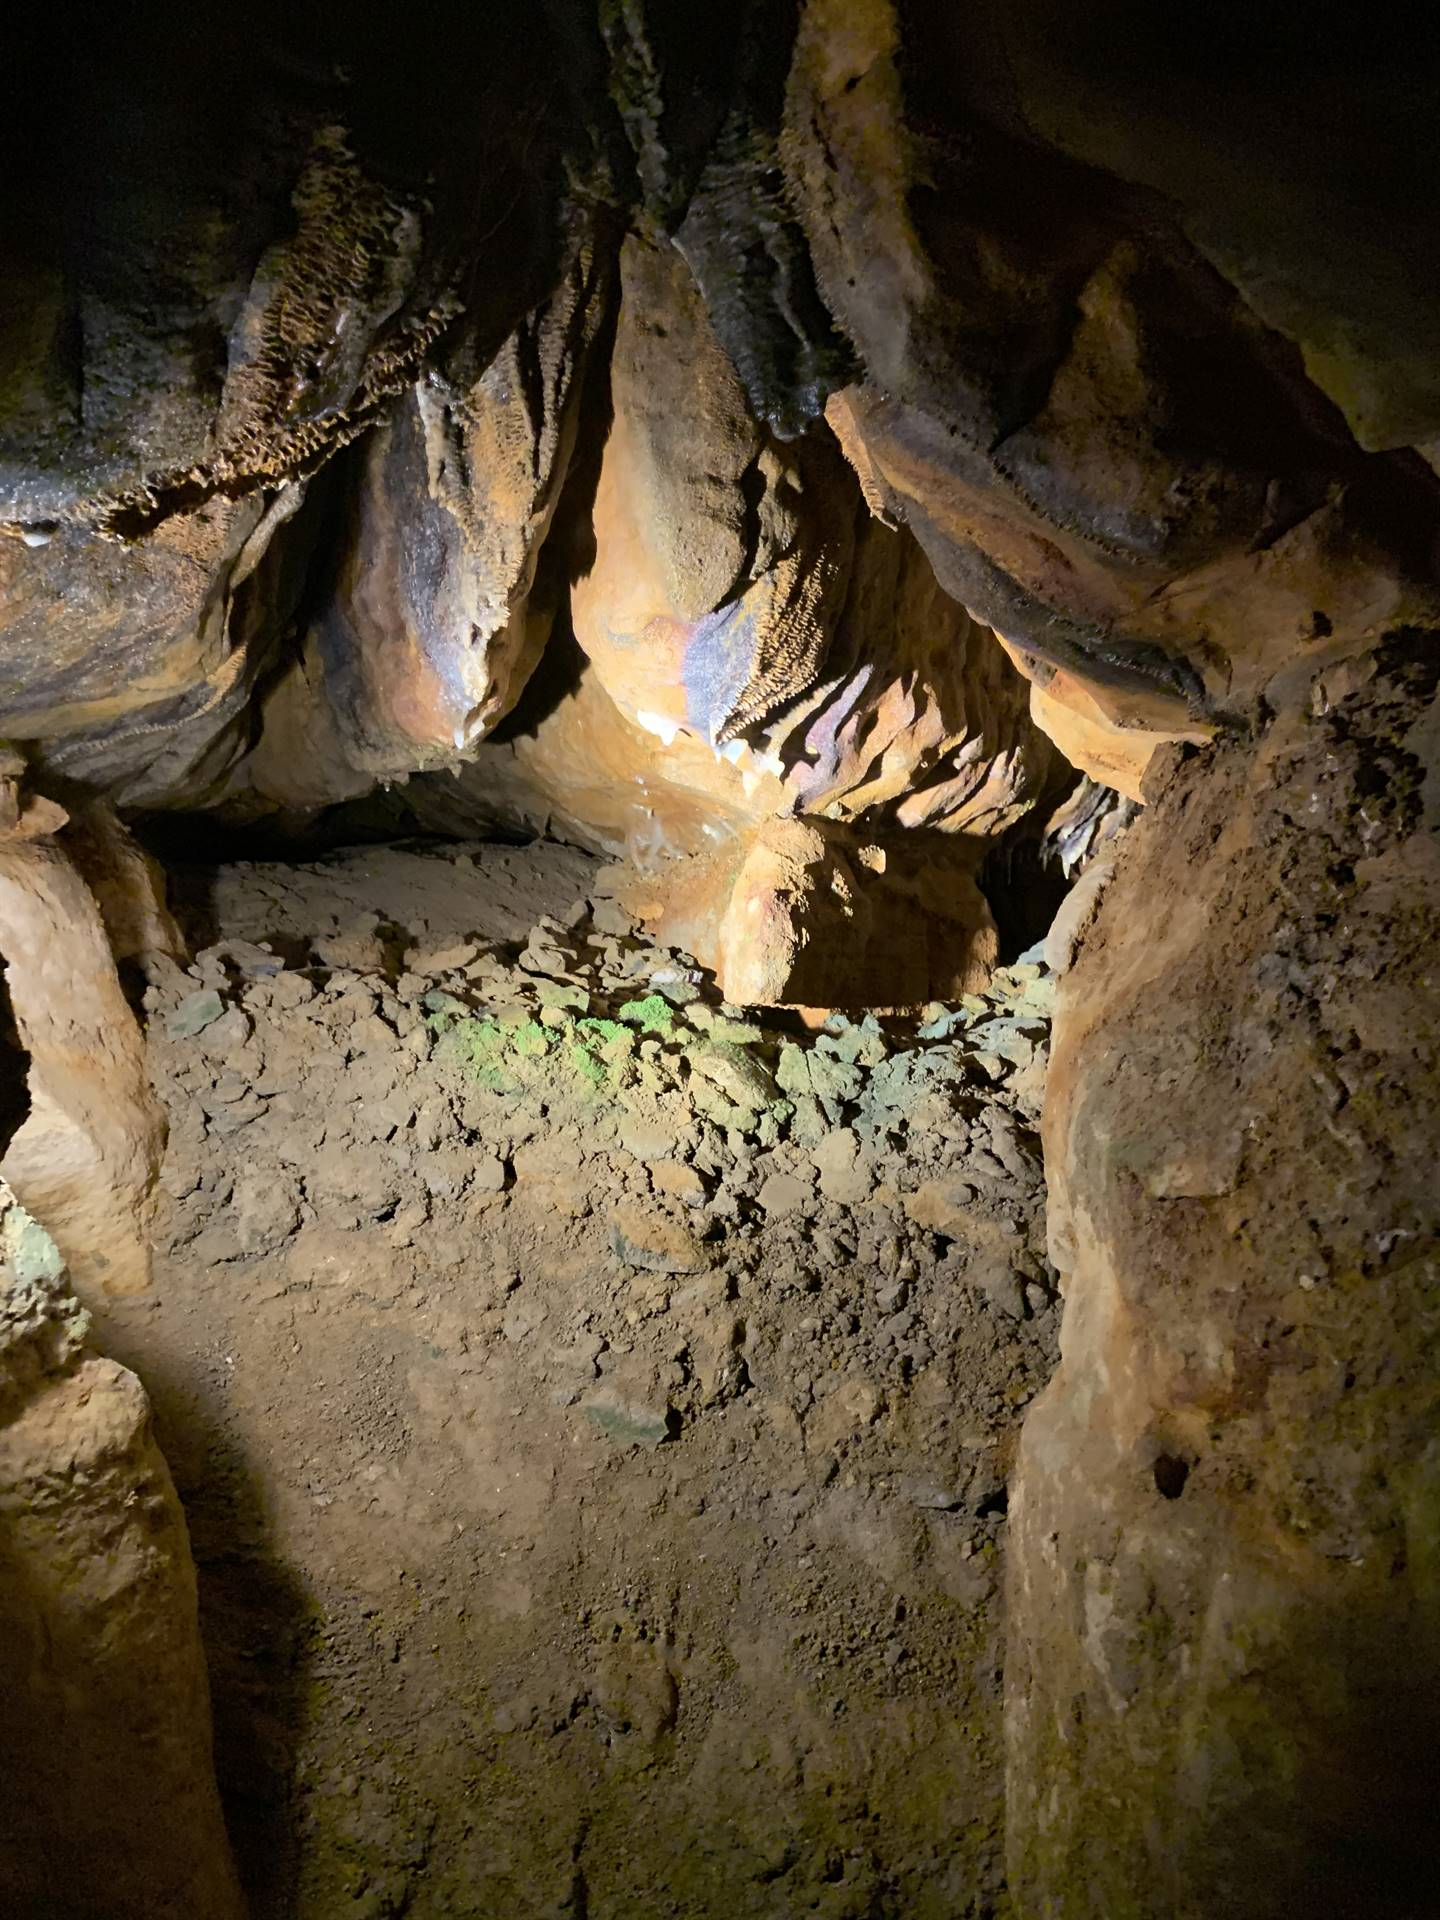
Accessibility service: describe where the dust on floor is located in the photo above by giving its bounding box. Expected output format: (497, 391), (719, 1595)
(94, 837), (1060, 1920)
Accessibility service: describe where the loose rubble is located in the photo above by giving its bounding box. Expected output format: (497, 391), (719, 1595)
(112, 837), (1060, 1920)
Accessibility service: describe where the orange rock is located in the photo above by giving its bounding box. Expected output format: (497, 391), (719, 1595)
(0, 837), (164, 1297)
(0, 1344), (246, 1919)
(992, 636), (1214, 803)
(655, 815), (996, 1010)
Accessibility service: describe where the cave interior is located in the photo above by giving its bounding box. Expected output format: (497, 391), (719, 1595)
(1, 6), (1439, 1918)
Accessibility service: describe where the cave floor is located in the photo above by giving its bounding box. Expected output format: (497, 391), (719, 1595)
(93, 837), (1059, 1920)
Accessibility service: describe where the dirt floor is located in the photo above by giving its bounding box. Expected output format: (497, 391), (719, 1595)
(92, 836), (1061, 1920)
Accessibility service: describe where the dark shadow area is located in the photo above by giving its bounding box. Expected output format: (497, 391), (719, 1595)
(0, 971), (32, 1160)
(1186, 1582), (1440, 1920)
(979, 837), (1072, 964)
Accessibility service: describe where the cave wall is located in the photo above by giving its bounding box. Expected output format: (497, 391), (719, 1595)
(6, 3), (1436, 986)
(1010, 644), (1440, 1915)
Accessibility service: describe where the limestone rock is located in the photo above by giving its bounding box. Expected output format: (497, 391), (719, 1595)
(580, 1386), (676, 1450)
(1009, 644), (1440, 1917)
(0, 837), (164, 1297)
(786, 5), (1440, 757)
(0, 1184), (88, 1412)
(245, 224), (612, 805)
(611, 1203), (707, 1276)
(571, 235), (854, 752)
(231, 1168), (302, 1254)
(0, 1188), (242, 1918)
(56, 804), (186, 967)
(672, 816), (998, 1011)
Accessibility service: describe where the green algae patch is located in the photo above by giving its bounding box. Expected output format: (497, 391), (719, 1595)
(433, 1014), (522, 1089)
(569, 1042), (609, 1089)
(618, 993), (678, 1036)
(430, 1002), (639, 1102)
(576, 1015), (632, 1053)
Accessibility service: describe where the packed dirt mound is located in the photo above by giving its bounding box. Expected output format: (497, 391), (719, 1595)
(95, 837), (1060, 1919)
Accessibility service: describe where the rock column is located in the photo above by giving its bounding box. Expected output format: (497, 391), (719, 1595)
(0, 1184), (244, 1919)
(1007, 642), (1440, 1917)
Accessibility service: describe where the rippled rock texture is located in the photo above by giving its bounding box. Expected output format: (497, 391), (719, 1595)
(7, 2), (1436, 1003)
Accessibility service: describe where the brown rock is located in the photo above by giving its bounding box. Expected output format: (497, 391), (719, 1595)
(650, 1160), (707, 1208)
(806, 1375), (884, 1452)
(0, 838), (164, 1297)
(60, 804), (186, 967)
(787, 9), (1440, 742)
(1009, 650), (1440, 1916)
(611, 1202), (707, 1276)
(571, 235), (853, 752)
(676, 816), (998, 1010)
(0, 1339), (244, 1919)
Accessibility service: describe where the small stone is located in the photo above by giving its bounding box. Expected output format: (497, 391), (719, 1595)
(213, 939), (285, 979)
(618, 1115), (687, 1162)
(611, 1203), (707, 1275)
(818, 1014), (888, 1068)
(502, 1296), (548, 1343)
(231, 1169), (301, 1253)
(917, 1008), (967, 1041)
(472, 1154), (508, 1193)
(208, 1090), (265, 1134)
(268, 973), (317, 1010)
(315, 915), (385, 972)
(422, 1148), (474, 1199)
(412, 940), (478, 973)
(807, 1375), (883, 1449)
(348, 1013), (398, 1056)
(590, 898), (637, 938)
(200, 1006), (252, 1055)
(580, 1388), (675, 1448)
(978, 1266), (1027, 1320)
(651, 1160), (707, 1207)
(517, 938), (575, 982)
(536, 980), (589, 1013)
(787, 1094), (829, 1149)
(757, 1172), (812, 1218)
(649, 966), (702, 1006)
(903, 1177), (978, 1237)
(811, 1127), (874, 1205)
(166, 989), (225, 1038)
(904, 1480), (964, 1512)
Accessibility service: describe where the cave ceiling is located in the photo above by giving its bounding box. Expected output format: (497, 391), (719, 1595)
(0, 0), (1435, 841)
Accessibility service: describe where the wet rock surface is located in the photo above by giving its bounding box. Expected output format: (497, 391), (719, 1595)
(104, 836), (1061, 1918)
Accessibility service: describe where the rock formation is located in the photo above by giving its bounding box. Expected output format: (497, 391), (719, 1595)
(0, 1184), (243, 1919)
(1010, 644), (1440, 1917)
(0, 794), (165, 1298)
